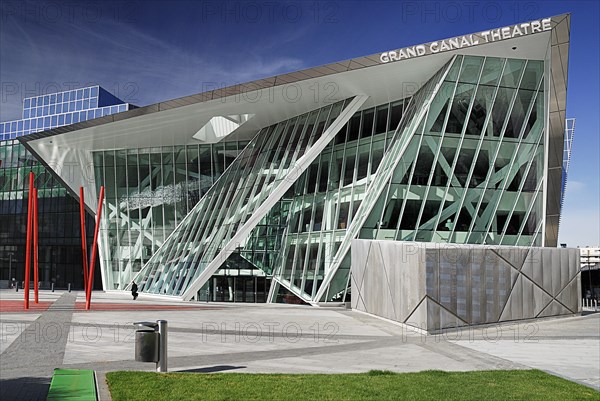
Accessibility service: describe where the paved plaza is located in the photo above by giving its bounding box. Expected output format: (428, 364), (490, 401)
(0, 289), (599, 400)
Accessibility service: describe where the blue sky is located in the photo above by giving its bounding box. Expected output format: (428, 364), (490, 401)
(1, 0), (598, 246)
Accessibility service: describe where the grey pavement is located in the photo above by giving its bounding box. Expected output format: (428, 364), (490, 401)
(1, 292), (76, 401)
(0, 289), (599, 401)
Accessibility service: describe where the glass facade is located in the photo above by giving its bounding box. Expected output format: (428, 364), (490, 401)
(0, 86), (132, 288)
(313, 55), (547, 302)
(111, 55), (551, 303)
(1, 86), (131, 141)
(92, 142), (249, 290)
(115, 98), (358, 296)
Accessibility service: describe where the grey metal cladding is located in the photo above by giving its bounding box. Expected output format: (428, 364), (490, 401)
(545, 14), (570, 247)
(352, 241), (580, 332)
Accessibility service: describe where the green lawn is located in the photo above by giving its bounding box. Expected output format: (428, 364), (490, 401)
(106, 370), (598, 401)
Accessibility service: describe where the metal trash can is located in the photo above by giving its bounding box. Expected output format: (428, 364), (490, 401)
(134, 322), (159, 363)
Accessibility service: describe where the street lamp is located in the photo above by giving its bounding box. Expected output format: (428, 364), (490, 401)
(8, 252), (14, 287)
(585, 248), (594, 301)
(9, 252), (13, 279)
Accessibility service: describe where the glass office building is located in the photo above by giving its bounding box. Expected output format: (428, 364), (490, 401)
(0, 86), (133, 288)
(19, 15), (572, 305)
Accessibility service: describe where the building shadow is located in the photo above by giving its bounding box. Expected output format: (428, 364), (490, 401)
(0, 376), (51, 401)
(177, 365), (246, 373)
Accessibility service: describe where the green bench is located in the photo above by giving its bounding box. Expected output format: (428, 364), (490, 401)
(47, 369), (98, 401)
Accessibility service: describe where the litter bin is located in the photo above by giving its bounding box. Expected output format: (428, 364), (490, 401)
(134, 322), (159, 363)
(133, 320), (168, 372)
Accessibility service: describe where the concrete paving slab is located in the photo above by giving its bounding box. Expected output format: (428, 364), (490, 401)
(1, 288), (599, 401)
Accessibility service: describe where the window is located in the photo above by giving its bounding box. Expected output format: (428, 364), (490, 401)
(360, 109), (374, 138)
(374, 105), (389, 134)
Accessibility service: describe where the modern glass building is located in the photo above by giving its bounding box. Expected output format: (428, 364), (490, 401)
(0, 86), (133, 289)
(17, 15), (572, 305)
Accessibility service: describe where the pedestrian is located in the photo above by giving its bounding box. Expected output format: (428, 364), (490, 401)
(131, 281), (138, 300)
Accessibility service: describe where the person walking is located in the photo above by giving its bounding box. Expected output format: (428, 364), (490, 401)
(131, 281), (139, 300)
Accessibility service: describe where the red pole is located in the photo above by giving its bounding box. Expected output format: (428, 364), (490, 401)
(33, 187), (39, 304)
(24, 172), (34, 309)
(85, 186), (104, 310)
(79, 187), (89, 293)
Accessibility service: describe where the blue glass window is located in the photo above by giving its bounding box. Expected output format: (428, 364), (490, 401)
(118, 104), (126, 112)
(49, 105), (56, 114)
(0, 124), (4, 134)
(24, 98), (31, 108)
(10, 133), (16, 139)
(57, 93), (62, 103)
(87, 110), (95, 119)
(24, 109), (30, 118)
(24, 120), (30, 130)
(43, 106), (49, 115)
(95, 109), (102, 118)
(80, 111), (87, 121)
(69, 102), (75, 112)
(91, 86), (98, 97)
(31, 119), (37, 129)
(37, 117), (43, 127)
(58, 104), (64, 113)
(43, 95), (50, 105)
(84, 88), (90, 98)
(76, 89), (83, 100)
(72, 113), (79, 123)
(51, 115), (58, 126)
(110, 106), (117, 114)
(11, 121), (17, 132)
(65, 114), (72, 124)
(31, 98), (37, 107)
(58, 114), (65, 125)
(90, 98), (98, 108)
(50, 94), (56, 103)
(44, 116), (50, 127)
(17, 120), (23, 130)
(76, 100), (83, 110)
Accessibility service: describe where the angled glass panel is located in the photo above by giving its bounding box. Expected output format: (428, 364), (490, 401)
(132, 98), (361, 297)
